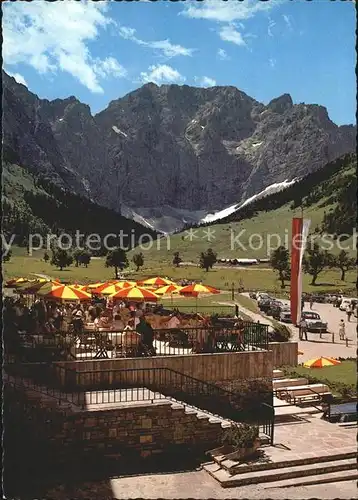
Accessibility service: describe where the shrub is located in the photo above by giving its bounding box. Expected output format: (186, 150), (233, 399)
(221, 423), (259, 448)
(270, 321), (291, 342)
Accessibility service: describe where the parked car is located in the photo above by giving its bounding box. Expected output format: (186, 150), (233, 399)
(339, 298), (358, 311)
(300, 311), (328, 333)
(258, 298), (272, 313)
(249, 292), (257, 299)
(280, 309), (292, 323)
(267, 300), (283, 317)
(256, 292), (270, 301)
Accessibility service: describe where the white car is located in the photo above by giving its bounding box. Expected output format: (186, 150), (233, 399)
(340, 298), (358, 311)
(301, 311), (328, 333)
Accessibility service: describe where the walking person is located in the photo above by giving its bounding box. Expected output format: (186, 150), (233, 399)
(338, 319), (346, 341)
(299, 317), (308, 341)
(309, 298), (314, 310)
(346, 304), (353, 322)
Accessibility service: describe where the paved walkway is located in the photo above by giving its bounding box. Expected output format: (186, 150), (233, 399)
(43, 413), (357, 499)
(226, 295), (357, 362)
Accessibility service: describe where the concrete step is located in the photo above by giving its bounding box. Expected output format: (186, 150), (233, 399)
(264, 469), (358, 488)
(204, 457), (357, 487)
(218, 450), (357, 475)
(273, 378), (308, 389)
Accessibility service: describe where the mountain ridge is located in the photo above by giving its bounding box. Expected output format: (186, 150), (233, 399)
(3, 71), (356, 232)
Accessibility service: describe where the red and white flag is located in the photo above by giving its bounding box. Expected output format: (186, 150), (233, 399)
(290, 217), (311, 325)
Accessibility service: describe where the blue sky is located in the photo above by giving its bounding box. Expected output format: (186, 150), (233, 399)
(3, 0), (356, 125)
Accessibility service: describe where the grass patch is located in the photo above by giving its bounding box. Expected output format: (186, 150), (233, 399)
(235, 294), (260, 314)
(282, 361), (356, 399)
(3, 247), (357, 295)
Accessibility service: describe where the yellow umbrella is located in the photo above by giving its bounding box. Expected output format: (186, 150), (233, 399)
(16, 280), (60, 295)
(5, 277), (31, 287)
(303, 357), (342, 368)
(69, 284), (87, 291)
(87, 282), (105, 289)
(138, 277), (176, 288)
(109, 286), (159, 302)
(179, 283), (220, 296)
(39, 284), (91, 301)
(155, 284), (183, 296)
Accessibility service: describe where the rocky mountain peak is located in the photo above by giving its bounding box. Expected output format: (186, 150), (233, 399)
(2, 71), (356, 231)
(267, 93), (293, 114)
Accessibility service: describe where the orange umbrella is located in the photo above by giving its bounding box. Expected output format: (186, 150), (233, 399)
(179, 283), (220, 296)
(5, 277), (30, 287)
(138, 277), (176, 288)
(17, 280), (61, 295)
(155, 284), (183, 296)
(39, 284), (91, 301)
(87, 282), (105, 289)
(69, 284), (87, 291)
(303, 357), (342, 368)
(109, 286), (159, 302)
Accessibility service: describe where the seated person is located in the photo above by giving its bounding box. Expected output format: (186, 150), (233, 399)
(112, 314), (124, 331)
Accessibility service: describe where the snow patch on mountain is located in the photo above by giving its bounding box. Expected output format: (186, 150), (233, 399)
(112, 125), (128, 138)
(201, 179), (297, 224)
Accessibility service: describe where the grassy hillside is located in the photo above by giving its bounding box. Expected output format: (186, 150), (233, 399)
(2, 163), (157, 251)
(3, 246), (356, 296)
(129, 154), (356, 265)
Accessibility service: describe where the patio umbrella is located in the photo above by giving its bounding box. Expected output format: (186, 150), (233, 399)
(38, 284), (91, 301)
(5, 277), (31, 287)
(138, 277), (176, 288)
(303, 357), (342, 368)
(69, 284), (87, 291)
(109, 286), (159, 302)
(179, 283), (220, 296)
(16, 280), (61, 295)
(155, 284), (183, 296)
(87, 282), (105, 289)
(92, 281), (134, 295)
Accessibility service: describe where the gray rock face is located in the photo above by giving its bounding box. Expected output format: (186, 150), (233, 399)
(3, 71), (356, 217)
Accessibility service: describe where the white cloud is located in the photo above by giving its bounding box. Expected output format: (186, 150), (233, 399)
(94, 57), (127, 79)
(219, 25), (246, 46)
(3, 1), (126, 94)
(217, 48), (230, 61)
(283, 14), (293, 31)
(195, 76), (217, 88)
(118, 25), (194, 58)
(269, 58), (276, 68)
(182, 0), (283, 23)
(140, 64), (186, 85)
(6, 70), (28, 87)
(268, 17), (276, 37)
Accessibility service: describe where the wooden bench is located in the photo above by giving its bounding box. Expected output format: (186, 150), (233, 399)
(273, 378), (308, 390)
(294, 392), (332, 404)
(278, 383), (329, 401)
(273, 369), (284, 379)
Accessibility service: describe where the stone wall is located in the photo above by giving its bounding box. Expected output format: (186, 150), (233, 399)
(6, 384), (225, 461)
(55, 350), (273, 389)
(268, 342), (298, 367)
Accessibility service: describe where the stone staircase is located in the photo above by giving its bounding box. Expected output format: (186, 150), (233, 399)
(204, 448), (357, 487)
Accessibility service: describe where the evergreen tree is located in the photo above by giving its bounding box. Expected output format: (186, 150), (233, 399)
(51, 248), (73, 271)
(199, 248), (217, 272)
(132, 252), (144, 272)
(105, 247), (128, 278)
(270, 246), (290, 289)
